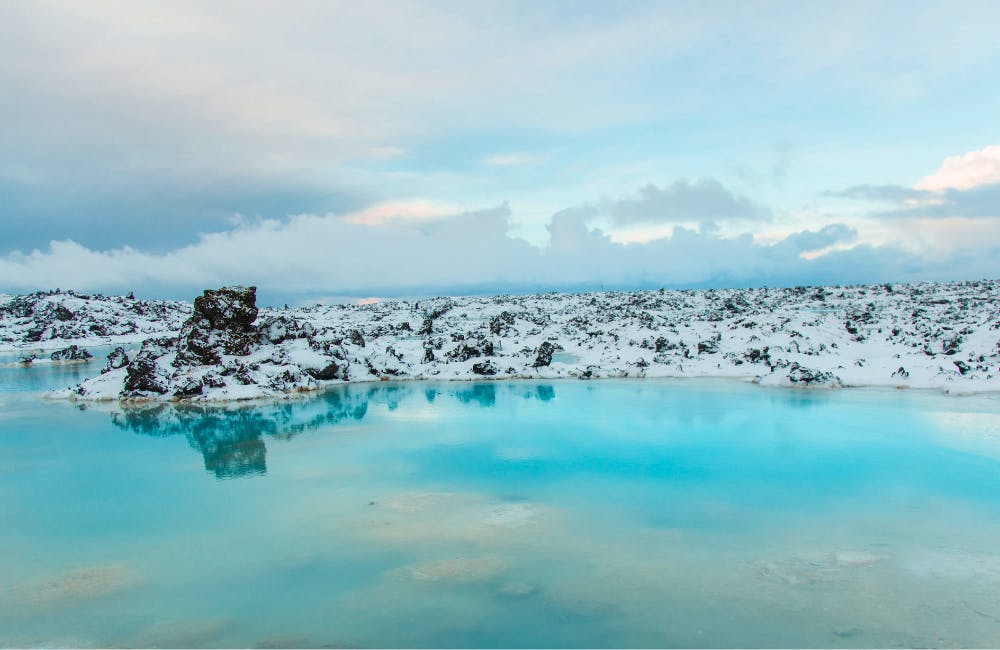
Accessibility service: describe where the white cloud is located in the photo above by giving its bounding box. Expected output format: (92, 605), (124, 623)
(916, 145), (1000, 192)
(1, 206), (995, 300)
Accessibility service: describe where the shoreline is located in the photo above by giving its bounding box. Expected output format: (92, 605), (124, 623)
(40, 371), (1000, 408)
(7, 281), (999, 403)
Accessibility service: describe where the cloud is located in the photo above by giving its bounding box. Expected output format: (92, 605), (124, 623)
(829, 182), (1000, 220)
(824, 184), (928, 202)
(878, 183), (1000, 219)
(1, 206), (994, 303)
(826, 145), (1000, 220)
(341, 200), (463, 226)
(780, 223), (857, 253)
(916, 145), (1000, 192)
(597, 179), (769, 226)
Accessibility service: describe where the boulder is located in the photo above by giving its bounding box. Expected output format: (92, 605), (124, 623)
(305, 360), (343, 381)
(531, 341), (562, 368)
(50, 345), (93, 362)
(176, 286), (259, 366)
(787, 362), (840, 386)
(102, 346), (130, 373)
(472, 360), (499, 375)
(123, 352), (168, 395)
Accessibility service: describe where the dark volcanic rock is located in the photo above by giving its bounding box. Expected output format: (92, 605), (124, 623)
(472, 360), (499, 375)
(305, 361), (343, 381)
(446, 335), (494, 362)
(173, 377), (204, 398)
(176, 286), (259, 366)
(103, 346), (130, 373)
(50, 345), (93, 362)
(258, 316), (306, 345)
(122, 337), (175, 397)
(787, 362), (840, 386)
(697, 334), (721, 354)
(531, 341), (562, 368)
(489, 311), (516, 336)
(124, 353), (168, 395)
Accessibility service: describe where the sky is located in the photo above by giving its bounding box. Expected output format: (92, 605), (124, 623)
(2, 0), (1000, 304)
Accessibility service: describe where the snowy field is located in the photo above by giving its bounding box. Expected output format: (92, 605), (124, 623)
(2, 280), (998, 401)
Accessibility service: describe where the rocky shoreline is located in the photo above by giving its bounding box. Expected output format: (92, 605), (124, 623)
(1, 280), (997, 401)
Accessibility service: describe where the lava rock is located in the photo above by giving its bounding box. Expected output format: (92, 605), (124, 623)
(123, 352), (168, 395)
(697, 334), (721, 354)
(258, 316), (306, 345)
(176, 286), (260, 366)
(349, 329), (366, 347)
(103, 346), (131, 373)
(446, 335), (494, 362)
(305, 360), (343, 381)
(173, 378), (204, 398)
(472, 360), (499, 375)
(787, 362), (840, 386)
(489, 311), (516, 336)
(531, 341), (562, 368)
(50, 345), (93, 362)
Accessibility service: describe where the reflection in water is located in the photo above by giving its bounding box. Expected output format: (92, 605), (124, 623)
(455, 383), (497, 408)
(111, 382), (555, 479)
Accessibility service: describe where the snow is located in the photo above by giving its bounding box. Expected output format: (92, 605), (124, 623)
(3, 280), (997, 402)
(0, 290), (189, 352)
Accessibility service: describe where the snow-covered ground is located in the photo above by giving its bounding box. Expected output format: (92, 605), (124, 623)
(4, 280), (996, 402)
(0, 290), (190, 353)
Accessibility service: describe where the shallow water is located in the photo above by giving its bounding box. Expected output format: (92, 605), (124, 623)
(2, 359), (1000, 647)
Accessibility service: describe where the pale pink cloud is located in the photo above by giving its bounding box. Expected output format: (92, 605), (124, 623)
(916, 145), (1000, 192)
(342, 200), (461, 225)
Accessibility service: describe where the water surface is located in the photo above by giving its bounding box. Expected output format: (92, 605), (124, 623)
(2, 357), (1000, 647)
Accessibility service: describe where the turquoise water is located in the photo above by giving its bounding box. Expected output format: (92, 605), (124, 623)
(3, 354), (1000, 647)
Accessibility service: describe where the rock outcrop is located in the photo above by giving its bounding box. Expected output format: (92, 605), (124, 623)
(175, 286), (260, 366)
(35, 278), (1000, 402)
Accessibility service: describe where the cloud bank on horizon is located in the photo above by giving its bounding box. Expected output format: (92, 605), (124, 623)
(2, 0), (1000, 302)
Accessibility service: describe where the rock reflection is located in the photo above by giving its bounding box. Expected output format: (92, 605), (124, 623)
(111, 382), (557, 479)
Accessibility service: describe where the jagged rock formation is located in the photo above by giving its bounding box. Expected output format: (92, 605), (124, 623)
(175, 286), (260, 365)
(19, 278), (1000, 402)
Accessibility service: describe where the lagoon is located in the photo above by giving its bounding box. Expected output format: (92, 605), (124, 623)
(2, 355), (1000, 647)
